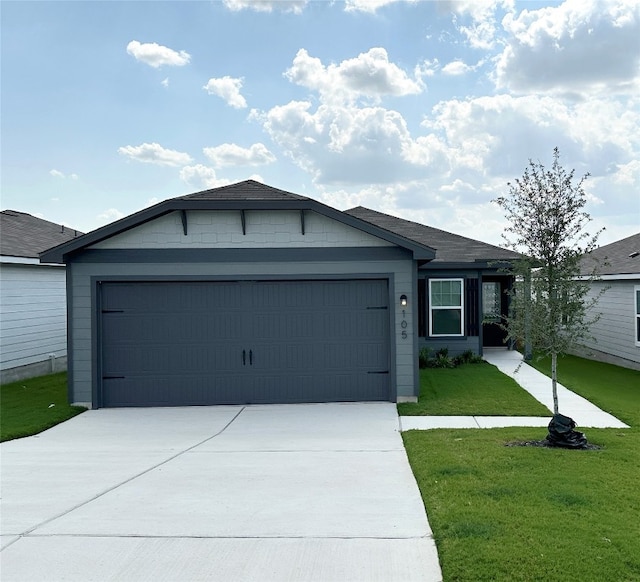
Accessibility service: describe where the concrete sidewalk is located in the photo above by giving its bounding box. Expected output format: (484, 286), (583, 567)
(400, 348), (629, 431)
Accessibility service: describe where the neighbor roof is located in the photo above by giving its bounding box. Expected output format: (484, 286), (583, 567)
(580, 232), (640, 276)
(1, 210), (82, 259)
(345, 206), (520, 264)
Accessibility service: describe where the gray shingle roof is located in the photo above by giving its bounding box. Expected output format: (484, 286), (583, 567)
(345, 206), (520, 263)
(179, 180), (308, 201)
(580, 232), (640, 276)
(1, 210), (83, 259)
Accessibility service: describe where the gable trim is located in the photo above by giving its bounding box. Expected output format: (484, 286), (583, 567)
(41, 198), (436, 264)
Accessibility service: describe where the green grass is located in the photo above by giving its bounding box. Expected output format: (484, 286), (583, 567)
(397, 362), (551, 416)
(1, 372), (86, 442)
(529, 354), (639, 427)
(402, 356), (640, 581)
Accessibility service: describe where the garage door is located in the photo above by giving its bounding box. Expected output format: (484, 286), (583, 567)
(99, 280), (390, 407)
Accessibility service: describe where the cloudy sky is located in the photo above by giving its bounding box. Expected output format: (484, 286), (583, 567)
(2, 0), (639, 246)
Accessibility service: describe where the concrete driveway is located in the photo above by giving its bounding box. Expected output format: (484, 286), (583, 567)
(1, 403), (442, 581)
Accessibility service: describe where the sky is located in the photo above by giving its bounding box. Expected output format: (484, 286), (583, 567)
(2, 0), (639, 247)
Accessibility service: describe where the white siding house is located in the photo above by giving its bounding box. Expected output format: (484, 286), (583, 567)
(0, 211), (81, 383)
(578, 233), (640, 370)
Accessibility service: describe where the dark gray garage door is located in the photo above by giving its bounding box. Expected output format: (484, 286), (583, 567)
(99, 280), (390, 407)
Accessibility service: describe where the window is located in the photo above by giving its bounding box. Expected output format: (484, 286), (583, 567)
(635, 286), (640, 346)
(482, 282), (501, 323)
(429, 278), (464, 336)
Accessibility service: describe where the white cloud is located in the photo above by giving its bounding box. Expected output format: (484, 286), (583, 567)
(161, 77), (169, 88)
(222, 0), (307, 13)
(203, 76), (247, 108)
(126, 40), (191, 68)
(50, 169), (78, 179)
(439, 0), (515, 49)
(179, 165), (230, 190)
(98, 208), (125, 223)
(118, 142), (192, 167)
(344, 0), (417, 13)
(496, 0), (640, 95)
(611, 159), (640, 186)
(259, 100), (433, 185)
(441, 60), (473, 76)
(285, 48), (424, 105)
(203, 143), (276, 167)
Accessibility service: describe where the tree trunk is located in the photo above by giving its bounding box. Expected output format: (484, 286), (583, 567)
(551, 351), (559, 415)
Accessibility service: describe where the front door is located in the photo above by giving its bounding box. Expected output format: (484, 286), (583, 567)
(482, 278), (509, 347)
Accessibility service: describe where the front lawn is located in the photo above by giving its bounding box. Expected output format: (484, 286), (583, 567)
(0, 372), (86, 442)
(398, 362), (551, 416)
(403, 356), (640, 581)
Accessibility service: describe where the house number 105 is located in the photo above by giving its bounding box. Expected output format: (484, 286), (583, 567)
(401, 309), (408, 339)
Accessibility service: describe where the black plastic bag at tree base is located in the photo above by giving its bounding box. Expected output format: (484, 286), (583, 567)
(546, 413), (589, 449)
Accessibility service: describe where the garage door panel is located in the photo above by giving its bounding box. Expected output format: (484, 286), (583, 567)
(100, 280), (390, 407)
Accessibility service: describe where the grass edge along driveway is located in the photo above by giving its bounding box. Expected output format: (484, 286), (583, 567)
(398, 362), (551, 417)
(1, 372), (85, 442)
(402, 355), (640, 582)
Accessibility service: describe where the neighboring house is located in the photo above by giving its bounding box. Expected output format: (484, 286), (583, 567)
(577, 232), (640, 371)
(0, 210), (82, 383)
(41, 180), (520, 409)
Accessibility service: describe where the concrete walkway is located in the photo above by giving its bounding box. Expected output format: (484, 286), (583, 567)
(400, 348), (629, 431)
(1, 403), (442, 582)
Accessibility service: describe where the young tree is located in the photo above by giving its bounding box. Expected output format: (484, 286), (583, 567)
(494, 147), (605, 415)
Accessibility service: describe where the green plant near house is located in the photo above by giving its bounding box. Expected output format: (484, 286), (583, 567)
(419, 347), (485, 369)
(453, 349), (486, 366)
(419, 346), (433, 369)
(431, 348), (456, 369)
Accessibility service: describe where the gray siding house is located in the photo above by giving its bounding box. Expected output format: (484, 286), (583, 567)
(0, 210), (81, 383)
(41, 180), (520, 408)
(578, 232), (640, 370)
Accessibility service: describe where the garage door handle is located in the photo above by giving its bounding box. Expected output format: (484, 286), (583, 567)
(249, 350), (253, 365)
(242, 350), (246, 366)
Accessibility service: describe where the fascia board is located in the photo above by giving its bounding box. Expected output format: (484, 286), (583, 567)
(40, 197), (437, 263)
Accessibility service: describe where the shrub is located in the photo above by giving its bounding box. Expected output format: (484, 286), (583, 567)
(453, 349), (486, 366)
(419, 347), (433, 369)
(418, 347), (485, 369)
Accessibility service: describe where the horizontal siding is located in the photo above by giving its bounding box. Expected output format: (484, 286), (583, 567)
(420, 337), (479, 357)
(90, 210), (395, 250)
(0, 264), (68, 370)
(69, 258), (415, 404)
(580, 280), (640, 365)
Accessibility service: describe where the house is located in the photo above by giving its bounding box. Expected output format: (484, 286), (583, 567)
(577, 232), (640, 370)
(40, 180), (520, 408)
(0, 210), (82, 383)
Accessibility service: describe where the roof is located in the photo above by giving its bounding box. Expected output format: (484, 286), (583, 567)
(580, 232), (640, 276)
(345, 206), (520, 264)
(179, 180), (308, 201)
(40, 180), (436, 263)
(1, 210), (83, 259)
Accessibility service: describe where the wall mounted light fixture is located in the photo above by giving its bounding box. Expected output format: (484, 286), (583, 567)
(400, 294), (408, 307)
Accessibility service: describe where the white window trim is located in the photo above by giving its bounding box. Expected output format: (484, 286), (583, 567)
(429, 278), (464, 337)
(635, 285), (640, 347)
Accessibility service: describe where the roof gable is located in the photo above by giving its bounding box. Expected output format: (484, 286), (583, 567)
(40, 180), (436, 263)
(581, 232), (640, 276)
(179, 180), (308, 201)
(1, 210), (82, 259)
(345, 206), (520, 264)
